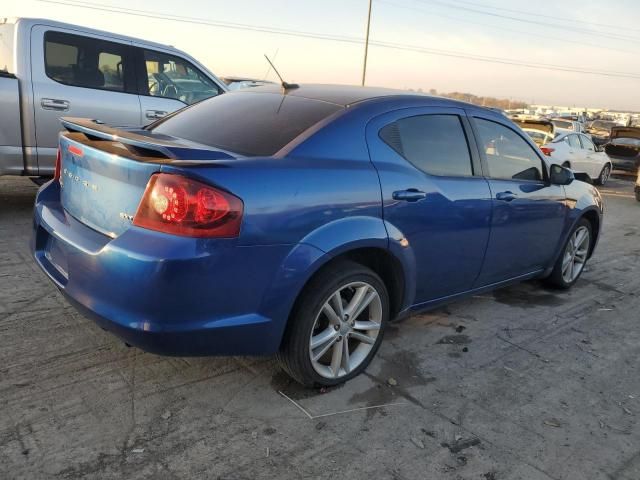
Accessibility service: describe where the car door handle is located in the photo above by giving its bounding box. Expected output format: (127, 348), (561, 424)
(41, 98), (70, 111)
(146, 110), (168, 120)
(392, 189), (427, 202)
(496, 191), (518, 202)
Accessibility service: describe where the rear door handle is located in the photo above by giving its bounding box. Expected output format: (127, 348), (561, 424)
(146, 109), (168, 120)
(496, 191), (517, 202)
(392, 189), (427, 202)
(41, 98), (70, 111)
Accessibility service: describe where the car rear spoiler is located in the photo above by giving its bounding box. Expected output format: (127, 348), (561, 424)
(60, 117), (235, 161)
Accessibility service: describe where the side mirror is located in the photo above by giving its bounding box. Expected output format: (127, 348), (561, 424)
(549, 164), (574, 185)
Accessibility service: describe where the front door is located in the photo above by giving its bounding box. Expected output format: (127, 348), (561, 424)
(31, 26), (141, 175)
(134, 47), (224, 126)
(367, 107), (493, 304)
(470, 115), (567, 286)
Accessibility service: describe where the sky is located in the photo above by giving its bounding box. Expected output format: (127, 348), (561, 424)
(5, 0), (640, 110)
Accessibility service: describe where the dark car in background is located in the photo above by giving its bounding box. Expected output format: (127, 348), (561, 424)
(604, 127), (640, 173)
(586, 120), (618, 146)
(514, 119), (556, 146)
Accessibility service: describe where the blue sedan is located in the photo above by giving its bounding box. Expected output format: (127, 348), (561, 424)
(32, 84), (603, 386)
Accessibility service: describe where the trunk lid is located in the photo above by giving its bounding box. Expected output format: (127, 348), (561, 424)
(58, 118), (236, 237)
(609, 126), (640, 141)
(514, 119), (555, 135)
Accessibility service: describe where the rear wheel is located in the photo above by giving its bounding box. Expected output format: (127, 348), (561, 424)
(595, 164), (611, 186)
(277, 261), (389, 387)
(545, 219), (592, 289)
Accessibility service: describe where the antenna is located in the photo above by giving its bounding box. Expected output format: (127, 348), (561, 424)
(264, 54), (298, 92)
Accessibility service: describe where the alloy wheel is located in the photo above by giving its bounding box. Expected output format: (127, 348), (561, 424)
(309, 281), (382, 379)
(600, 165), (611, 184)
(561, 226), (590, 283)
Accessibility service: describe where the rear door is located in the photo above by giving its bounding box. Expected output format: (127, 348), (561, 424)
(134, 46), (224, 125)
(31, 26), (141, 174)
(367, 107), (493, 304)
(469, 114), (567, 286)
(577, 134), (602, 178)
(566, 134), (587, 170)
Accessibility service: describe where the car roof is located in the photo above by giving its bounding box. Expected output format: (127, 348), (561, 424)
(233, 83), (471, 108)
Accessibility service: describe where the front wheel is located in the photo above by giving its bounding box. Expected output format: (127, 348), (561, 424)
(595, 164), (611, 186)
(277, 261), (389, 387)
(635, 187), (640, 202)
(545, 219), (592, 289)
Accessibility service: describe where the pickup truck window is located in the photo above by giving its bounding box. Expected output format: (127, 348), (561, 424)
(142, 49), (222, 105)
(44, 31), (135, 93)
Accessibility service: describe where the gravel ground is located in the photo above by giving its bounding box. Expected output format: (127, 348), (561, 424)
(1, 175), (639, 480)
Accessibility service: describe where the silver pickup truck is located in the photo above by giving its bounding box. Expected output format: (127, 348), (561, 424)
(0, 17), (227, 179)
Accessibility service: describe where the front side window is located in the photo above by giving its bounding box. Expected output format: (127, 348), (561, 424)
(379, 115), (473, 177)
(142, 50), (222, 105)
(474, 118), (544, 182)
(44, 31), (132, 92)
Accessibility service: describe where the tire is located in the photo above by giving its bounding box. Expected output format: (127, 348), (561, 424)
(635, 187), (640, 202)
(545, 218), (592, 289)
(594, 164), (611, 186)
(277, 260), (389, 387)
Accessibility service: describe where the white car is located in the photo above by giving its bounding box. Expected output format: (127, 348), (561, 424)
(541, 133), (612, 185)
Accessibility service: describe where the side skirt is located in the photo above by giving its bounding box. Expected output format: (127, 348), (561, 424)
(397, 269), (545, 318)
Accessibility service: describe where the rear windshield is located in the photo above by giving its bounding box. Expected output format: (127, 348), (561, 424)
(151, 91), (343, 156)
(552, 120), (573, 129)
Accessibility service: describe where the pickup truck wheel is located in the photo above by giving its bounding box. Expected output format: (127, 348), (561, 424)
(545, 219), (592, 289)
(277, 261), (389, 387)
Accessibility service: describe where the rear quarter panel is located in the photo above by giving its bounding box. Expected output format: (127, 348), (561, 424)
(0, 75), (24, 175)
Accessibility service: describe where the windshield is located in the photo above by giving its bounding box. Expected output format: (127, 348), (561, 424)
(151, 92), (343, 156)
(552, 120), (573, 130)
(524, 130), (549, 146)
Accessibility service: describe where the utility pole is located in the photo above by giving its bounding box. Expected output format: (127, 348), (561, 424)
(362, 0), (373, 86)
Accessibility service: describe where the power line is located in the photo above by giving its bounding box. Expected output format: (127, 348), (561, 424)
(36, 0), (640, 80)
(378, 0), (636, 55)
(414, 0), (640, 44)
(444, 0), (640, 34)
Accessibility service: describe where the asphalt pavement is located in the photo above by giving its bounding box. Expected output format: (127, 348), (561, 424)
(1, 175), (639, 480)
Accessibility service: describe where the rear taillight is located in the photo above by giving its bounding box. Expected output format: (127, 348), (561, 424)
(54, 147), (61, 181)
(540, 147), (555, 156)
(133, 173), (243, 238)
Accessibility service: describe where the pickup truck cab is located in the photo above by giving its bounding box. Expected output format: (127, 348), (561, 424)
(0, 17), (227, 179)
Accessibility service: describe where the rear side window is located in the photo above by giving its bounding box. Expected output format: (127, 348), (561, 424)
(44, 31), (133, 93)
(474, 118), (543, 182)
(151, 92), (343, 156)
(379, 115), (473, 177)
(142, 49), (222, 105)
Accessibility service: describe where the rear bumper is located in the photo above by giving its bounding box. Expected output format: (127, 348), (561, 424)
(31, 181), (296, 356)
(610, 156), (640, 173)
